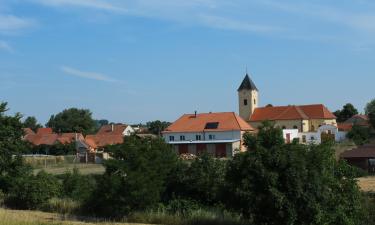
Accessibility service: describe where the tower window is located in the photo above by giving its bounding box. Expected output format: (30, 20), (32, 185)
(244, 99), (248, 105)
(254, 99), (256, 105)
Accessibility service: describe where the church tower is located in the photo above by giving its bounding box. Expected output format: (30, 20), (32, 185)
(238, 73), (258, 121)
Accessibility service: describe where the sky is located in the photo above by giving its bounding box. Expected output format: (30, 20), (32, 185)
(0, 0), (374, 124)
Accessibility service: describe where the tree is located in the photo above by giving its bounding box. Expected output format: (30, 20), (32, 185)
(146, 120), (171, 136)
(365, 99), (375, 129)
(334, 103), (359, 123)
(225, 122), (363, 225)
(85, 136), (178, 218)
(347, 125), (371, 146)
(94, 119), (109, 130)
(46, 108), (96, 134)
(23, 116), (42, 132)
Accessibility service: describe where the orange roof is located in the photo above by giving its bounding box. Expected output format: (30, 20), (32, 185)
(36, 128), (53, 135)
(85, 134), (124, 149)
(250, 104), (336, 122)
(164, 112), (254, 133)
(97, 124), (128, 135)
(337, 123), (353, 132)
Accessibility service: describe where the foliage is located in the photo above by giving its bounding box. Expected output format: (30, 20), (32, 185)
(6, 171), (61, 210)
(244, 120), (284, 150)
(366, 99), (375, 129)
(23, 116), (43, 132)
(146, 120), (171, 136)
(61, 168), (96, 201)
(94, 119), (109, 131)
(46, 108), (96, 135)
(85, 136), (178, 218)
(225, 122), (363, 225)
(334, 103), (359, 123)
(347, 125), (371, 146)
(165, 153), (226, 206)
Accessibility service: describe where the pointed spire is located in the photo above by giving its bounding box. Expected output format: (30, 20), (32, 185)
(238, 73), (258, 91)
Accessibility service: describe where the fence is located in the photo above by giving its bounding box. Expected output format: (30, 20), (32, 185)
(22, 155), (78, 168)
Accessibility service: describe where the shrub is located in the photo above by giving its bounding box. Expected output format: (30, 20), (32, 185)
(61, 168), (96, 201)
(5, 171), (61, 209)
(347, 125), (371, 146)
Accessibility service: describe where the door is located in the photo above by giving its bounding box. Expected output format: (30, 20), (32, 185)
(216, 144), (227, 158)
(178, 144), (188, 154)
(196, 144), (206, 155)
(286, 133), (291, 143)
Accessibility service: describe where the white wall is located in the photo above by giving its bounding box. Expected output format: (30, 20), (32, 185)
(282, 129), (299, 143)
(163, 130), (242, 143)
(123, 126), (135, 136)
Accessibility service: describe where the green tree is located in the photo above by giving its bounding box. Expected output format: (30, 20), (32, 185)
(225, 123), (363, 225)
(334, 103), (359, 123)
(85, 136), (178, 218)
(46, 108), (96, 134)
(347, 125), (371, 146)
(23, 116), (42, 132)
(365, 99), (375, 129)
(61, 168), (96, 201)
(146, 120), (171, 136)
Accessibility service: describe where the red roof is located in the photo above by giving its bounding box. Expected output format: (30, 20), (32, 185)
(250, 104), (336, 122)
(36, 128), (53, 135)
(97, 124), (129, 135)
(337, 123), (353, 132)
(164, 112), (254, 133)
(85, 135), (124, 149)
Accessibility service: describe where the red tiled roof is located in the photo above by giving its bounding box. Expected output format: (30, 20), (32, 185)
(250, 104), (336, 122)
(36, 128), (53, 135)
(337, 123), (353, 132)
(164, 112), (254, 133)
(85, 135), (124, 149)
(97, 124), (128, 135)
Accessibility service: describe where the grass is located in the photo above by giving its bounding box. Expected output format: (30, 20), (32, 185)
(0, 208), (149, 225)
(33, 163), (105, 175)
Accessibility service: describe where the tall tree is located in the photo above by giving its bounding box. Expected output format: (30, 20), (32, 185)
(146, 120), (171, 136)
(46, 108), (96, 134)
(334, 103), (359, 122)
(365, 99), (375, 129)
(225, 122), (363, 225)
(23, 116), (42, 132)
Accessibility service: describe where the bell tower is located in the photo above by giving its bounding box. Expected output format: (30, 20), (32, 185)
(238, 73), (258, 121)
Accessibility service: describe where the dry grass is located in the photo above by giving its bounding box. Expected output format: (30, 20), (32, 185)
(33, 163), (105, 175)
(0, 208), (151, 225)
(358, 177), (375, 192)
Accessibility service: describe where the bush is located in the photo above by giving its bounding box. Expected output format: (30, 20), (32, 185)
(41, 198), (81, 215)
(61, 168), (96, 201)
(5, 171), (61, 209)
(347, 125), (371, 146)
(84, 136), (178, 218)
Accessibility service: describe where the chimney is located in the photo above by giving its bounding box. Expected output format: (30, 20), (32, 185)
(194, 111), (197, 118)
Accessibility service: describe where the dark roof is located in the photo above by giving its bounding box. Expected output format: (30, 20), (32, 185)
(238, 74), (258, 91)
(341, 144), (375, 158)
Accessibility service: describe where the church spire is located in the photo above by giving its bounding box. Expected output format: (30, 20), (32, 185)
(238, 73), (258, 91)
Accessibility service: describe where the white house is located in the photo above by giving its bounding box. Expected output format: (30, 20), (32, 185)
(162, 112), (255, 157)
(283, 125), (347, 145)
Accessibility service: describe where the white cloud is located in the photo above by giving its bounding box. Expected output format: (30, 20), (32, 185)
(0, 14), (35, 34)
(33, 0), (126, 13)
(0, 40), (14, 53)
(61, 66), (116, 82)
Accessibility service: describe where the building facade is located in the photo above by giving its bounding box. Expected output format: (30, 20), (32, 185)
(163, 112), (254, 157)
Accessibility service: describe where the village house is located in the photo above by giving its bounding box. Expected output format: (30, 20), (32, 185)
(162, 112), (255, 157)
(78, 124), (135, 163)
(23, 127), (84, 146)
(237, 74), (346, 144)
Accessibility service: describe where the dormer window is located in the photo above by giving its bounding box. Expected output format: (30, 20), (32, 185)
(205, 122), (219, 129)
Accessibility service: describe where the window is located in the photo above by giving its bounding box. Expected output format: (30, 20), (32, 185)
(196, 135), (201, 141)
(180, 135), (185, 141)
(311, 125), (315, 131)
(302, 135), (306, 143)
(293, 125), (298, 129)
(209, 134), (216, 140)
(282, 126), (286, 129)
(169, 136), (175, 142)
(244, 99), (248, 105)
(254, 99), (256, 105)
(311, 136), (315, 140)
(205, 122), (219, 129)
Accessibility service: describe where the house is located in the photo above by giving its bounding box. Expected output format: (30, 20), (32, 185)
(237, 74), (344, 144)
(341, 143), (375, 173)
(23, 127), (84, 146)
(78, 124), (135, 163)
(162, 112), (255, 157)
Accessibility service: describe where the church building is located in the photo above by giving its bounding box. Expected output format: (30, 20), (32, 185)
(238, 74), (338, 133)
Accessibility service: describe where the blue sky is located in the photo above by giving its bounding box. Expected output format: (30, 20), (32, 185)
(0, 0), (374, 124)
